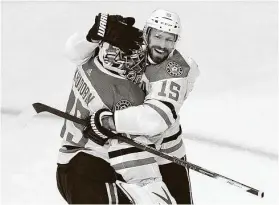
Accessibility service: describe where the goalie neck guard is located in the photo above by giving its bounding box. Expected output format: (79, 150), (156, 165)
(98, 42), (146, 84)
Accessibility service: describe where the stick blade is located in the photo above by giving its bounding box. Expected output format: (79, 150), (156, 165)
(32, 103), (46, 113)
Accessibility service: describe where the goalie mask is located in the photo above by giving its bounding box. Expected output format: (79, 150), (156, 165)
(98, 42), (146, 84)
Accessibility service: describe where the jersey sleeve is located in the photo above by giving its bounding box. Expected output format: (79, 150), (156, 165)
(114, 52), (200, 136)
(183, 56), (200, 99)
(114, 103), (169, 136)
(64, 32), (100, 66)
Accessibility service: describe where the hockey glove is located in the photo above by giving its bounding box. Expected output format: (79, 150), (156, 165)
(83, 109), (117, 146)
(86, 13), (143, 54)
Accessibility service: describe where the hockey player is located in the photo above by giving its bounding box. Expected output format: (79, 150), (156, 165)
(90, 9), (200, 204)
(56, 13), (176, 204)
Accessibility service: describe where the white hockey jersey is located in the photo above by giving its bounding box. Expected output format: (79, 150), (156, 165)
(114, 50), (200, 164)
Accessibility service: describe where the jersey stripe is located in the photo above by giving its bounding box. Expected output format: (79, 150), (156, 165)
(112, 157), (156, 171)
(159, 100), (177, 119)
(160, 139), (183, 154)
(59, 146), (90, 154)
(109, 144), (156, 158)
(145, 102), (172, 127)
(162, 126), (182, 143)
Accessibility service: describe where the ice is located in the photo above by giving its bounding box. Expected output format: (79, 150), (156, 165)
(1, 114), (64, 204)
(1, 112), (278, 204)
(1, 1), (278, 204)
(185, 138), (278, 205)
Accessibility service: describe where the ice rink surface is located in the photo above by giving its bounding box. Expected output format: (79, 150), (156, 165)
(1, 112), (278, 204)
(1, 1), (278, 204)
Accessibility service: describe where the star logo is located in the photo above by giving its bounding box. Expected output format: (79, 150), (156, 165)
(115, 99), (132, 110)
(166, 61), (183, 77)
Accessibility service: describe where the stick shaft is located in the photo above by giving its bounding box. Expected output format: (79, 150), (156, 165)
(32, 102), (264, 198)
(117, 134), (263, 197)
(32, 103), (88, 126)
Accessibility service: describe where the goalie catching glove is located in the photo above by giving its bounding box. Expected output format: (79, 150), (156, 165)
(86, 13), (143, 54)
(83, 109), (117, 146)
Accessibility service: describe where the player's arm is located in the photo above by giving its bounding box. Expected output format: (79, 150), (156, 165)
(114, 78), (185, 136)
(64, 32), (100, 66)
(114, 56), (200, 136)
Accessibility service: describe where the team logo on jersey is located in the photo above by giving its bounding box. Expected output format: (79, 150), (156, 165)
(166, 61), (183, 77)
(115, 99), (132, 110)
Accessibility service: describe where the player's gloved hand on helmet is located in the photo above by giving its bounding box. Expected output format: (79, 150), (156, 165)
(83, 108), (117, 146)
(86, 13), (143, 54)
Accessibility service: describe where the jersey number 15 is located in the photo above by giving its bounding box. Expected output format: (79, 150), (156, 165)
(158, 80), (181, 101)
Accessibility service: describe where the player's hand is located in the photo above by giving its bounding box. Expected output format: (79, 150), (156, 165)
(83, 109), (117, 146)
(86, 13), (143, 54)
(101, 115), (116, 131)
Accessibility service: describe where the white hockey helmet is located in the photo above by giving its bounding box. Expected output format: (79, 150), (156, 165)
(98, 42), (146, 84)
(143, 9), (181, 43)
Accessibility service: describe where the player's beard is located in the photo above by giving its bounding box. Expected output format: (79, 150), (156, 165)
(148, 45), (170, 64)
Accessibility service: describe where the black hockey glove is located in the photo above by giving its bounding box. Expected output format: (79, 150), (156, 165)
(83, 109), (117, 146)
(86, 13), (143, 54)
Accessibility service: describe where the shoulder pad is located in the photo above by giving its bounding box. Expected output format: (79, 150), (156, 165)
(145, 50), (190, 82)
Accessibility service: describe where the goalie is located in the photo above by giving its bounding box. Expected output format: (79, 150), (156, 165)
(56, 13), (176, 204)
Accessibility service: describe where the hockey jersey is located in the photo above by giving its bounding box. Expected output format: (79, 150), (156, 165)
(58, 35), (163, 184)
(114, 50), (200, 164)
(58, 56), (147, 163)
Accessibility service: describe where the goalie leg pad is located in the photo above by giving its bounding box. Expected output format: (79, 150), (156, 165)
(116, 180), (177, 205)
(108, 136), (162, 185)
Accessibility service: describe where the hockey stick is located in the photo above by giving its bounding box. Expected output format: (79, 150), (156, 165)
(29, 102), (264, 198)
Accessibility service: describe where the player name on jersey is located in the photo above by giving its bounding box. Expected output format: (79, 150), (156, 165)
(74, 69), (95, 105)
